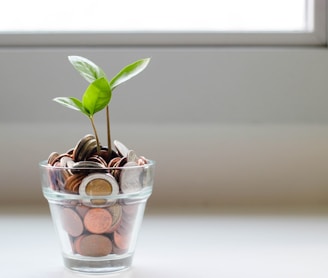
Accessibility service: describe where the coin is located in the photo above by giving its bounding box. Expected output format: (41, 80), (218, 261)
(47, 152), (59, 165)
(116, 204), (139, 235)
(74, 234), (112, 257)
(127, 150), (138, 163)
(107, 157), (121, 168)
(79, 138), (98, 161)
(48, 169), (60, 191)
(107, 204), (123, 233)
(70, 161), (107, 175)
(54, 167), (68, 191)
(113, 231), (130, 250)
(60, 207), (84, 237)
(99, 147), (118, 163)
(79, 173), (119, 197)
(114, 140), (129, 157)
(66, 148), (74, 155)
(65, 174), (85, 193)
(60, 156), (74, 168)
(120, 161), (143, 193)
(73, 134), (97, 161)
(87, 155), (107, 167)
(109, 157), (127, 182)
(138, 156), (148, 165)
(75, 205), (90, 218)
(84, 208), (113, 234)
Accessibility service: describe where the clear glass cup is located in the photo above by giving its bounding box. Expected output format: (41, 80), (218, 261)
(39, 160), (155, 274)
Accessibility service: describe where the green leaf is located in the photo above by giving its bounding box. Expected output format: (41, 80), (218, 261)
(53, 97), (90, 116)
(109, 58), (150, 91)
(68, 56), (107, 83)
(82, 77), (111, 115)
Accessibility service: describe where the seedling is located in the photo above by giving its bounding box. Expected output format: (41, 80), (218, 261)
(53, 56), (150, 154)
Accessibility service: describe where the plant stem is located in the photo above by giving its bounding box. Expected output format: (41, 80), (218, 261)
(106, 105), (112, 154)
(89, 116), (101, 154)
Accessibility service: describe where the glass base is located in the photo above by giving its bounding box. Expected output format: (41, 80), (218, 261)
(63, 254), (133, 274)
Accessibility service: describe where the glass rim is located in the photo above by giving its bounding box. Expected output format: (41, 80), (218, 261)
(39, 159), (155, 171)
(42, 186), (153, 202)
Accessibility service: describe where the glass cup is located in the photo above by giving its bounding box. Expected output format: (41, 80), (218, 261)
(39, 160), (155, 274)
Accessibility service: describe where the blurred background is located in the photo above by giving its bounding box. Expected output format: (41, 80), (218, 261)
(0, 0), (328, 212)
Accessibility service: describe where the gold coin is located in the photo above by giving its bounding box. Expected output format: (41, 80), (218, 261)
(79, 173), (119, 197)
(86, 178), (113, 196)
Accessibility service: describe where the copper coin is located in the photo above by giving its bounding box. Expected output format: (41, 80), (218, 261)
(73, 234), (85, 254)
(84, 208), (113, 234)
(75, 205), (90, 218)
(108, 156), (121, 168)
(65, 174), (85, 193)
(60, 207), (84, 237)
(116, 219), (133, 236)
(74, 234), (112, 257)
(50, 153), (72, 166)
(112, 245), (127, 255)
(137, 156), (148, 165)
(107, 204), (123, 233)
(87, 155), (107, 167)
(47, 152), (59, 165)
(113, 231), (130, 250)
(66, 148), (74, 155)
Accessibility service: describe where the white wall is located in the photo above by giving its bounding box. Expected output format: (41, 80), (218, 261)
(1, 47), (328, 208)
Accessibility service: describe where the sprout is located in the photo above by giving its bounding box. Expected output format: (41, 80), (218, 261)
(53, 56), (150, 155)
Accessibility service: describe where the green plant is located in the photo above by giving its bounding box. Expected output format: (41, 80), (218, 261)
(53, 56), (150, 154)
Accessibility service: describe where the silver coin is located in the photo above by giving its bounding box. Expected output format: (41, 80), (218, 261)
(127, 150), (139, 163)
(73, 134), (96, 161)
(79, 138), (98, 161)
(120, 161), (143, 193)
(60, 156), (74, 167)
(114, 140), (129, 157)
(73, 160), (106, 168)
(71, 161), (107, 175)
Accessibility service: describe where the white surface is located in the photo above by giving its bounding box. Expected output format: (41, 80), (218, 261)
(1, 210), (328, 278)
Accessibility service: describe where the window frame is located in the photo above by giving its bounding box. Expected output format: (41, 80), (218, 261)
(0, 0), (326, 47)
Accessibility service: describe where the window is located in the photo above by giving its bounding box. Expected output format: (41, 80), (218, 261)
(0, 0), (326, 46)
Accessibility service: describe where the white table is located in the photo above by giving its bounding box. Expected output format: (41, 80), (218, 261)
(1, 207), (328, 278)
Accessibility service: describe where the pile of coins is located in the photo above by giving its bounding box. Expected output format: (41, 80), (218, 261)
(47, 134), (148, 196)
(59, 202), (138, 257)
(46, 134), (151, 257)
